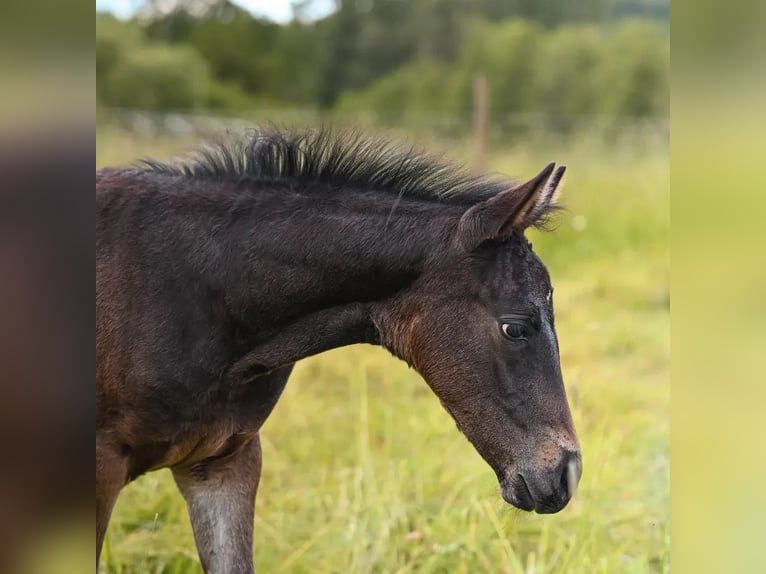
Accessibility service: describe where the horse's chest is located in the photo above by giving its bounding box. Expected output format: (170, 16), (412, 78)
(122, 409), (261, 480)
(128, 366), (292, 478)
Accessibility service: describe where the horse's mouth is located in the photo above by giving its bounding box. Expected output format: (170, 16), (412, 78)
(501, 474), (535, 512)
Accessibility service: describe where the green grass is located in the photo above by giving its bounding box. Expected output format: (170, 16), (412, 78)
(98, 125), (669, 573)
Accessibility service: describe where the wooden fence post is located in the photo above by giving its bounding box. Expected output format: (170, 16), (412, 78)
(472, 73), (489, 170)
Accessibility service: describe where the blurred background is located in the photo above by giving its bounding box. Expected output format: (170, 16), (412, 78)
(96, 1), (669, 573)
(96, 0), (668, 149)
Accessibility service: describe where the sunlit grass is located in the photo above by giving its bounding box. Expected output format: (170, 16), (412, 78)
(98, 125), (668, 573)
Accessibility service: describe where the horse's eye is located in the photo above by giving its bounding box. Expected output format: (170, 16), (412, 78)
(501, 322), (527, 342)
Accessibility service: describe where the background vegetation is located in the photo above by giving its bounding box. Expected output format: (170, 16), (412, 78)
(97, 0), (668, 125)
(97, 1), (669, 572)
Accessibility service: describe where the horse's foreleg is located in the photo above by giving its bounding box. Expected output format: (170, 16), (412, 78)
(96, 437), (129, 568)
(172, 434), (263, 574)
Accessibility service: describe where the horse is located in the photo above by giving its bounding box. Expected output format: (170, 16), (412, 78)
(96, 128), (582, 573)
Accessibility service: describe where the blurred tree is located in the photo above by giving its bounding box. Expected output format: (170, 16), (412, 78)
(337, 16), (668, 126)
(472, 0), (615, 26)
(142, 1), (280, 97)
(103, 44), (212, 110)
(269, 20), (322, 104)
(598, 20), (669, 118)
(613, 0), (670, 21)
(96, 0), (669, 120)
(534, 25), (602, 124)
(336, 59), (452, 121)
(448, 20), (543, 116)
(187, 14), (280, 95)
(96, 13), (144, 102)
(316, 0), (360, 108)
(412, 0), (463, 61)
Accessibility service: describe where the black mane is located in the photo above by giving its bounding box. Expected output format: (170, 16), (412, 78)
(138, 127), (515, 206)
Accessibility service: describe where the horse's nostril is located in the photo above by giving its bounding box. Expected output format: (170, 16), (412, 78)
(560, 462), (569, 496)
(560, 451), (582, 499)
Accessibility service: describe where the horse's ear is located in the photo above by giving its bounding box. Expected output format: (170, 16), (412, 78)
(454, 163), (565, 252)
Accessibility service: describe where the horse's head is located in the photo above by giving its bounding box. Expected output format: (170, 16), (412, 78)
(378, 163), (581, 513)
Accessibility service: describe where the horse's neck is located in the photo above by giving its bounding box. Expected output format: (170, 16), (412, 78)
(216, 185), (460, 375)
(234, 186), (459, 320)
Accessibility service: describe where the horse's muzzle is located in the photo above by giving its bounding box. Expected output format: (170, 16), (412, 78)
(501, 449), (582, 514)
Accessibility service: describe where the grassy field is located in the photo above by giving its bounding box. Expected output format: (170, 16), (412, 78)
(97, 125), (669, 574)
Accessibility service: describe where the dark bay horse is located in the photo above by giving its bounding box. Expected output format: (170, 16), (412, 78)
(96, 128), (581, 573)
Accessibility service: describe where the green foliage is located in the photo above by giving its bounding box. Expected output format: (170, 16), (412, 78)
(97, 10), (254, 112)
(459, 20), (544, 116)
(103, 44), (212, 111)
(96, 14), (144, 100)
(597, 20), (670, 118)
(338, 18), (669, 125)
(186, 14), (280, 96)
(203, 79), (256, 112)
(267, 21), (322, 104)
(95, 4), (669, 121)
(534, 25), (602, 118)
(335, 61), (453, 122)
